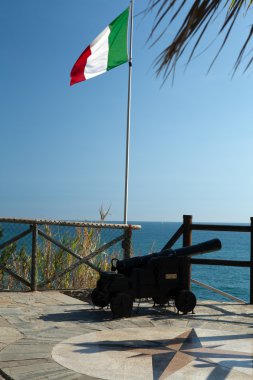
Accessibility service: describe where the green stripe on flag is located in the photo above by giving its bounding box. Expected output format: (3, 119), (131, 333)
(107, 7), (129, 71)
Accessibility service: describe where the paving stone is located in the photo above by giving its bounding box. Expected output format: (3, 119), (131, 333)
(186, 319), (205, 328)
(0, 317), (13, 329)
(0, 344), (6, 352)
(0, 328), (23, 345)
(45, 291), (85, 305)
(0, 340), (53, 362)
(130, 317), (159, 328)
(2, 363), (80, 380)
(10, 292), (58, 307)
(0, 358), (51, 369)
(23, 330), (91, 342)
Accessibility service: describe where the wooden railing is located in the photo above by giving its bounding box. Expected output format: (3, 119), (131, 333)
(162, 215), (253, 304)
(1, 215), (252, 304)
(0, 218), (141, 291)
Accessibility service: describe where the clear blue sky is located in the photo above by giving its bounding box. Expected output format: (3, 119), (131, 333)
(1, 0), (253, 223)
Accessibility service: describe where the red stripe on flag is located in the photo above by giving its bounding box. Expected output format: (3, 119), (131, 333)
(70, 45), (92, 86)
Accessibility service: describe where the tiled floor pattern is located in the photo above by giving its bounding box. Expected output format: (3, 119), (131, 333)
(53, 326), (253, 379)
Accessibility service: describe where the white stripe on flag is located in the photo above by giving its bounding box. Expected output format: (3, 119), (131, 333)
(84, 26), (110, 80)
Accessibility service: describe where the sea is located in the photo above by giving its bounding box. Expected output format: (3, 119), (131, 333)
(129, 221), (250, 303)
(0, 220), (251, 303)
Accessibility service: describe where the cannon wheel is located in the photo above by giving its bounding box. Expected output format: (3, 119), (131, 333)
(175, 290), (196, 314)
(110, 292), (133, 318)
(91, 288), (109, 308)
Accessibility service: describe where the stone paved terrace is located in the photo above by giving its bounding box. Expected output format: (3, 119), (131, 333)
(0, 291), (252, 379)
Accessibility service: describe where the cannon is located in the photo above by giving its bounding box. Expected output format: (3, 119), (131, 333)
(91, 238), (222, 318)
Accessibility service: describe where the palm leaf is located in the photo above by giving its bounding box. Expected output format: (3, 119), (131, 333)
(147, 0), (253, 79)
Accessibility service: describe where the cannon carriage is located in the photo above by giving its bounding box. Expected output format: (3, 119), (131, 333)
(91, 239), (222, 318)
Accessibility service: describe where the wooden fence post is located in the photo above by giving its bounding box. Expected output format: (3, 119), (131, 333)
(122, 226), (132, 259)
(182, 215), (193, 290)
(250, 217), (253, 304)
(31, 224), (38, 291)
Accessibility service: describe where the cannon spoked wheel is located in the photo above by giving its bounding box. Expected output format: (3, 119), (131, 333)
(175, 290), (196, 314)
(91, 288), (109, 308)
(110, 292), (133, 318)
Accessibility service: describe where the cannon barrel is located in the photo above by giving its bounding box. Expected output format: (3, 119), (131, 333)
(163, 238), (222, 257)
(113, 238), (222, 274)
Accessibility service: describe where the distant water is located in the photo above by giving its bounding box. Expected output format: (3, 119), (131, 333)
(130, 221), (250, 303)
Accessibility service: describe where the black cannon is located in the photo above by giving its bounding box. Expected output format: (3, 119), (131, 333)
(91, 238), (222, 318)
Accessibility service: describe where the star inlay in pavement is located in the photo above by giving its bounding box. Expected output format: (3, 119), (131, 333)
(125, 328), (253, 379)
(52, 327), (253, 379)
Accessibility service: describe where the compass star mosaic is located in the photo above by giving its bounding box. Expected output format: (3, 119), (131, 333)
(52, 327), (253, 379)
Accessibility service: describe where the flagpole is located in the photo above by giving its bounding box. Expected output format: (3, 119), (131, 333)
(124, 0), (134, 224)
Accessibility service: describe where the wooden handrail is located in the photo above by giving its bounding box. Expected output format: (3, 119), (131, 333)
(191, 223), (250, 232)
(0, 217), (141, 230)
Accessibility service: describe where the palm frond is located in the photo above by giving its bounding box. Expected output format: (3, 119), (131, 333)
(148, 0), (253, 79)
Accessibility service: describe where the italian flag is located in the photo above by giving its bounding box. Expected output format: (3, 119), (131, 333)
(70, 8), (129, 85)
